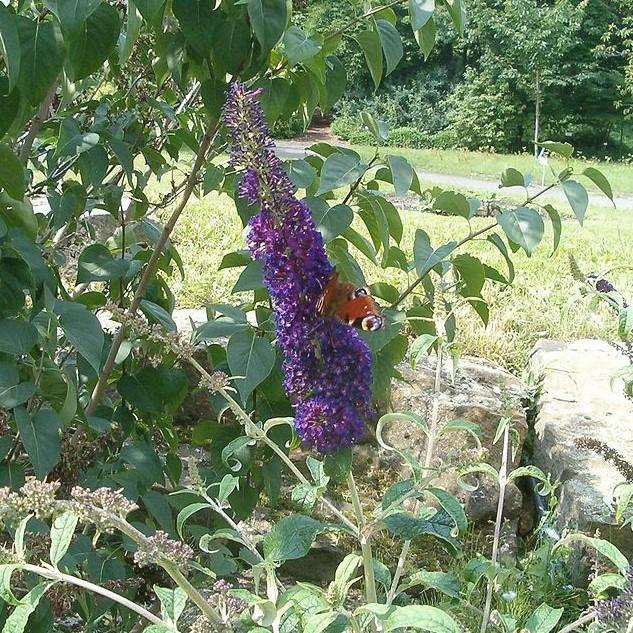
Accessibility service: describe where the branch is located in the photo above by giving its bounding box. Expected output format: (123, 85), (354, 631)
(391, 221), (498, 308)
(84, 118), (219, 417)
(556, 611), (597, 633)
(22, 564), (173, 629)
(19, 81), (58, 163)
(324, 0), (407, 43)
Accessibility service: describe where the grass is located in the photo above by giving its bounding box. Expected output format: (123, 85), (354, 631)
(349, 144), (633, 197)
(163, 182), (633, 372)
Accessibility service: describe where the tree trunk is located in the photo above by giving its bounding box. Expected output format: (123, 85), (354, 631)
(533, 70), (541, 159)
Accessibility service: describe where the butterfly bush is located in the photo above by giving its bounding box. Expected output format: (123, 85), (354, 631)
(223, 82), (373, 453)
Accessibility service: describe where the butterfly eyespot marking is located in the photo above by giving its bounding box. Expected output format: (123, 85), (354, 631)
(361, 315), (383, 331)
(352, 287), (369, 298)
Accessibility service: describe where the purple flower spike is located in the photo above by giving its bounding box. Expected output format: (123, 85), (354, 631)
(223, 82), (374, 453)
(295, 397), (366, 454)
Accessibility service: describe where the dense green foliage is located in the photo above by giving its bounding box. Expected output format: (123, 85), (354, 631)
(0, 0), (630, 632)
(306, 0), (633, 156)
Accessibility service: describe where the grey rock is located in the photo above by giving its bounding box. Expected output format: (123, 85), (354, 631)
(530, 339), (633, 555)
(386, 356), (528, 524)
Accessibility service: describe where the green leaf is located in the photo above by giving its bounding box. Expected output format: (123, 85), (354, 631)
(498, 207), (544, 255)
(425, 487), (467, 534)
(55, 302), (104, 375)
(227, 329), (275, 403)
(120, 441), (164, 485)
(323, 447), (352, 483)
(588, 573), (627, 597)
(173, 0), (216, 56)
(310, 201), (353, 242)
(542, 204), (561, 253)
(0, 363), (35, 409)
(0, 564), (21, 605)
(414, 17), (436, 60)
(283, 26), (321, 66)
(355, 29), (383, 90)
(582, 167), (613, 204)
(263, 514), (325, 563)
(487, 233), (514, 283)
(76, 244), (129, 283)
(154, 586), (187, 625)
(452, 253), (485, 296)
(376, 19), (403, 76)
(49, 512), (78, 567)
(0, 319), (37, 355)
(433, 191), (470, 219)
(362, 111), (389, 143)
(2, 582), (51, 633)
(500, 167), (527, 188)
(553, 534), (628, 573)
(409, 0), (435, 30)
(16, 17), (63, 106)
(66, 3), (120, 80)
(399, 570), (460, 598)
(247, 0), (287, 52)
(176, 502), (211, 538)
(383, 510), (461, 553)
(232, 259), (264, 293)
(120, 0), (142, 64)
(442, 0), (466, 35)
(135, 0), (166, 27)
(387, 155), (413, 196)
(413, 229), (457, 278)
(0, 144), (25, 201)
(44, 0), (102, 34)
(357, 604), (461, 633)
(211, 14), (251, 75)
(316, 151), (364, 195)
(140, 299), (176, 332)
(524, 604), (564, 633)
(193, 318), (248, 342)
(15, 407), (62, 478)
(561, 180), (588, 225)
(118, 366), (188, 414)
(539, 141), (574, 159)
(410, 334), (438, 367)
(0, 5), (20, 91)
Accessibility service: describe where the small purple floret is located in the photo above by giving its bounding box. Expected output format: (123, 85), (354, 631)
(223, 82), (374, 452)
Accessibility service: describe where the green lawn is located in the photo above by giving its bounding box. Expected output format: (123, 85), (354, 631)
(350, 144), (633, 197)
(164, 189), (633, 372)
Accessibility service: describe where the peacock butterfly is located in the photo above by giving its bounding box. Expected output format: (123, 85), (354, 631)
(317, 271), (384, 331)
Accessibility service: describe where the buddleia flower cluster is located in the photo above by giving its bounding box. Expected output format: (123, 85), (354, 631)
(223, 83), (373, 453)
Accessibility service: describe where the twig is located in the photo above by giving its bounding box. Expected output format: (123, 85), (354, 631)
(556, 611), (597, 633)
(19, 81), (58, 163)
(22, 564), (173, 629)
(480, 421), (511, 633)
(391, 222), (497, 308)
(84, 119), (219, 418)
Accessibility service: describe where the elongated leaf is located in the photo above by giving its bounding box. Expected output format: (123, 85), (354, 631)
(362, 111), (389, 142)
(173, 0), (216, 55)
(409, 0), (435, 30)
(55, 302), (104, 375)
(553, 534), (628, 573)
(356, 29), (383, 90)
(500, 167), (527, 188)
(358, 604), (461, 633)
(247, 0), (287, 51)
(442, 0), (466, 35)
(582, 167), (613, 204)
(227, 329), (275, 403)
(413, 229), (457, 278)
(539, 141), (573, 159)
(310, 201), (353, 242)
(0, 5), (20, 91)
(0, 362), (35, 409)
(15, 407), (62, 478)
(16, 17), (63, 106)
(0, 144), (25, 201)
(66, 3), (121, 80)
(498, 207), (544, 255)
(561, 180), (588, 225)
(176, 503), (211, 538)
(542, 204), (561, 253)
(399, 570), (460, 598)
(154, 586), (187, 625)
(49, 512), (78, 567)
(414, 17), (436, 60)
(2, 582), (51, 633)
(263, 514), (325, 563)
(524, 604), (564, 633)
(487, 233), (514, 283)
(387, 155), (413, 196)
(376, 19), (403, 76)
(383, 510), (461, 552)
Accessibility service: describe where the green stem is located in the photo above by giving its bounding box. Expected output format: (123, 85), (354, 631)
(22, 563), (173, 629)
(347, 472), (378, 611)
